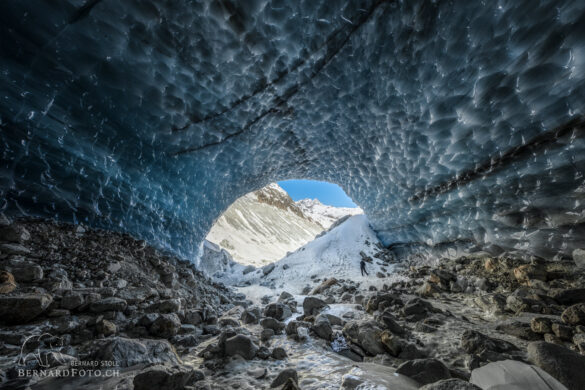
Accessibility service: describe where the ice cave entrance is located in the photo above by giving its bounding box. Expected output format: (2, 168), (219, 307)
(205, 180), (363, 267)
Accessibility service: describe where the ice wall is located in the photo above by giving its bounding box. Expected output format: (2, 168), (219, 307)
(1, 0), (585, 259)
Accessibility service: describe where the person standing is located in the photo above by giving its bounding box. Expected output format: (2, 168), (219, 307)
(360, 260), (368, 276)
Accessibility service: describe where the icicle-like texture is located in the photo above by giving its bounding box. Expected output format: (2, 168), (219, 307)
(1, 0), (585, 259)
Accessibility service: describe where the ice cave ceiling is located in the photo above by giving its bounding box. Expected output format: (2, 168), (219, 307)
(1, 0), (585, 258)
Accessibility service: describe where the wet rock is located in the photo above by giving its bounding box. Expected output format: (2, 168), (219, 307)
(61, 291), (84, 310)
(528, 341), (585, 390)
(183, 309), (203, 325)
(261, 328), (275, 341)
(264, 302), (292, 320)
(270, 368), (298, 388)
(133, 365), (204, 390)
(572, 249), (585, 268)
(96, 319), (117, 336)
(90, 297), (127, 313)
(0, 271), (16, 294)
(303, 296), (328, 316)
(312, 315), (333, 340)
(286, 320), (311, 340)
(150, 313), (181, 338)
(340, 374), (364, 389)
(342, 320), (385, 356)
(311, 277), (338, 295)
(256, 345), (271, 359)
(402, 298), (433, 321)
(461, 330), (518, 355)
(396, 358), (451, 385)
(471, 360), (566, 390)
(380, 330), (402, 356)
(224, 334), (257, 360)
(561, 303), (585, 325)
(272, 347), (287, 359)
(240, 309), (259, 324)
(530, 317), (553, 334)
(420, 379), (480, 389)
(260, 317), (285, 334)
(0, 293), (52, 324)
(473, 294), (507, 316)
(91, 337), (181, 367)
(495, 322), (540, 341)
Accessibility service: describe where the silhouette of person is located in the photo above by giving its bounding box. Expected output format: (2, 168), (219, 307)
(360, 260), (368, 276)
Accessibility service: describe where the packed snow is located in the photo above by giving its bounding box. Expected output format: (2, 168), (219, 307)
(295, 198), (363, 229)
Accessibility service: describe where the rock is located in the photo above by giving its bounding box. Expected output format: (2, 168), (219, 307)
(0, 243), (31, 255)
(418, 281), (441, 297)
(148, 298), (181, 313)
(96, 319), (117, 336)
(150, 313), (182, 338)
(311, 277), (338, 295)
(117, 287), (158, 304)
(528, 341), (585, 390)
(261, 328), (275, 341)
(342, 320), (385, 356)
(561, 303), (585, 325)
(10, 264), (43, 282)
(396, 358), (451, 385)
(552, 323), (573, 341)
(365, 292), (400, 313)
(402, 298), (432, 321)
(0, 271), (16, 294)
(303, 296), (328, 316)
(0, 293), (53, 324)
(471, 360), (566, 390)
(340, 374), (364, 389)
(473, 294), (507, 315)
(286, 320), (311, 340)
(281, 378), (301, 390)
(278, 291), (294, 302)
(272, 347), (287, 359)
(514, 264), (547, 284)
(133, 365), (204, 390)
(380, 330), (402, 356)
(224, 334), (257, 360)
(262, 263), (276, 276)
(312, 315), (333, 340)
(61, 291), (84, 310)
(420, 379), (481, 389)
(495, 322), (540, 341)
(241, 310), (258, 324)
(270, 368), (298, 388)
(264, 302), (292, 320)
(530, 317), (553, 334)
(92, 337), (181, 367)
(551, 288), (585, 305)
(256, 345), (271, 359)
(0, 225), (30, 243)
(183, 310), (203, 325)
(90, 297), (127, 313)
(260, 317), (286, 334)
(461, 330), (518, 356)
(572, 248), (585, 268)
(218, 317), (240, 327)
(242, 265), (256, 274)
(429, 269), (456, 288)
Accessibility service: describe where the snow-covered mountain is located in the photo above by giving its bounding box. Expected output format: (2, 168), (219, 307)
(295, 198), (363, 228)
(205, 183), (362, 266)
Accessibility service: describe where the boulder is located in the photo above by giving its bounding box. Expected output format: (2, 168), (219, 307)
(10, 264), (43, 282)
(117, 287), (158, 304)
(513, 264), (547, 284)
(420, 379), (480, 390)
(396, 358), (451, 386)
(461, 330), (518, 355)
(224, 334), (257, 360)
(240, 309), (259, 324)
(495, 322), (540, 341)
(471, 360), (566, 390)
(380, 330), (402, 356)
(561, 303), (585, 325)
(96, 319), (117, 336)
(271, 347), (287, 359)
(530, 317), (553, 334)
(311, 278), (338, 295)
(262, 263), (276, 276)
(551, 288), (585, 305)
(61, 291), (84, 310)
(551, 323), (573, 341)
(260, 317), (286, 334)
(183, 310), (203, 325)
(303, 296), (328, 316)
(312, 315), (333, 340)
(133, 365), (204, 390)
(402, 298), (433, 320)
(0, 293), (53, 324)
(264, 302), (292, 320)
(342, 320), (385, 356)
(366, 292), (400, 313)
(528, 341), (585, 390)
(0, 225), (30, 243)
(278, 291), (294, 302)
(270, 368), (298, 388)
(148, 299), (181, 313)
(90, 297), (127, 313)
(92, 337), (181, 367)
(150, 313), (181, 338)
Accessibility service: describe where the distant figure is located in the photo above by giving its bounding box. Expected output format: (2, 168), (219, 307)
(360, 260), (369, 276)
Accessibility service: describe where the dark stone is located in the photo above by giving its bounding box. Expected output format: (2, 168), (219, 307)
(270, 368), (298, 388)
(303, 297), (328, 316)
(561, 303), (585, 325)
(396, 358), (451, 385)
(264, 302), (292, 320)
(419, 379), (481, 390)
(528, 341), (585, 390)
(224, 334), (257, 360)
(0, 293), (53, 324)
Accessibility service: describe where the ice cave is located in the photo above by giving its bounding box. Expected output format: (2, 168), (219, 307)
(1, 0), (584, 260)
(3, 1), (585, 389)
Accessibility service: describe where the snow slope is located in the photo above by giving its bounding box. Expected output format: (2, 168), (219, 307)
(206, 184), (325, 266)
(295, 198), (363, 228)
(223, 215), (404, 298)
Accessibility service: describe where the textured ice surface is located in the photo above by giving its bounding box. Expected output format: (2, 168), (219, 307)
(1, 0), (585, 259)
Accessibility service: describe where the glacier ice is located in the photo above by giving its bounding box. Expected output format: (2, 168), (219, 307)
(1, 0), (585, 259)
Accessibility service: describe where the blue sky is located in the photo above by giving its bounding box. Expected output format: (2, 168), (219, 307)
(278, 180), (357, 208)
